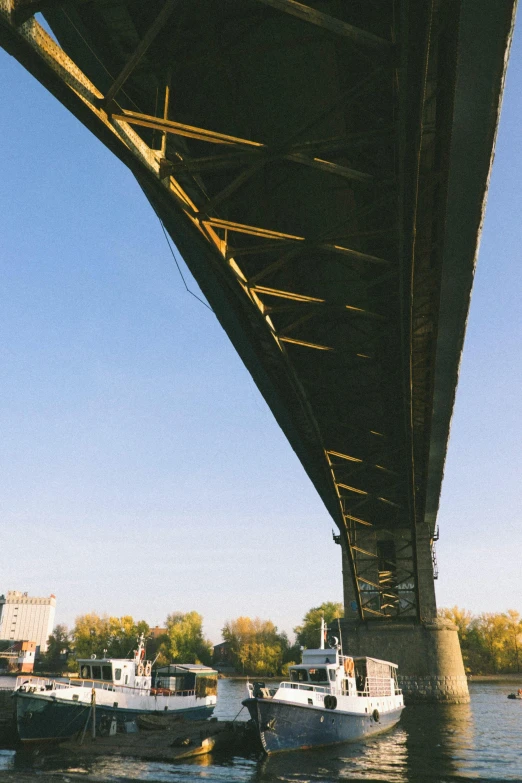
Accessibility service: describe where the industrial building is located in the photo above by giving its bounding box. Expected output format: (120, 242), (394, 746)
(0, 591), (56, 654)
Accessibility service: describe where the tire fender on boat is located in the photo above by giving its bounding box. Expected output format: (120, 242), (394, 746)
(324, 695), (337, 710)
(372, 709), (380, 723)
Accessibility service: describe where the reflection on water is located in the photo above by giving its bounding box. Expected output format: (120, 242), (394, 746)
(259, 727), (410, 782)
(1, 680), (522, 782)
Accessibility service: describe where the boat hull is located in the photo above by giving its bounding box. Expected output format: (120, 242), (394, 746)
(15, 691), (215, 744)
(243, 697), (403, 754)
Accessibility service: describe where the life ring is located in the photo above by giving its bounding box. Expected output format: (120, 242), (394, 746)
(138, 663), (144, 676)
(372, 709), (380, 723)
(324, 695), (337, 710)
(344, 658), (355, 676)
(145, 663), (152, 677)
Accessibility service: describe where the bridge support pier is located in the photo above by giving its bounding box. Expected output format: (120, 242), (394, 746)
(337, 618), (469, 703)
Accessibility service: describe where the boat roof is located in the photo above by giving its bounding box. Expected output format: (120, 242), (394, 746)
(353, 656), (398, 668)
(155, 664), (217, 674)
(295, 651), (398, 669)
(78, 658), (132, 664)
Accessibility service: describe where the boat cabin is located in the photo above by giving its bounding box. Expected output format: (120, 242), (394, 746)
(154, 664), (218, 698)
(78, 656), (151, 688)
(287, 647), (399, 697)
(76, 634), (152, 690)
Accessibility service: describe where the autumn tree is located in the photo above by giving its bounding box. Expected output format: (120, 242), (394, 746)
(160, 612), (212, 665)
(294, 602), (344, 649)
(474, 613), (509, 673)
(221, 617), (289, 676)
(70, 613), (149, 668)
(504, 610), (522, 672)
(439, 607), (522, 674)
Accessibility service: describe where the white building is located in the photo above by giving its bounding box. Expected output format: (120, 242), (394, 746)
(0, 591), (56, 653)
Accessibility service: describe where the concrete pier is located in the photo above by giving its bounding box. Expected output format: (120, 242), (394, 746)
(338, 618), (469, 704)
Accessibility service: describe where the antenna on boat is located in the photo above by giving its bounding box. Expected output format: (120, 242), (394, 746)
(337, 617), (344, 656)
(320, 615), (325, 649)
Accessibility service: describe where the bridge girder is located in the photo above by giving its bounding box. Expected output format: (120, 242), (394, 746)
(0, 0), (516, 620)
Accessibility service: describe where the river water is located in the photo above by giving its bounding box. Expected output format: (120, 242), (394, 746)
(1, 677), (521, 782)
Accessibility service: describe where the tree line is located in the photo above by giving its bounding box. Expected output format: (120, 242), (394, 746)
(439, 607), (522, 674)
(44, 611), (213, 672)
(43, 601), (344, 676)
(44, 604), (522, 676)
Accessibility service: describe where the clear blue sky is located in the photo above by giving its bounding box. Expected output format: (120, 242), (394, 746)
(0, 18), (521, 644)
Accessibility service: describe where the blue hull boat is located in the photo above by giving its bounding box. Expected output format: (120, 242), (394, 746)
(244, 696), (403, 753)
(243, 620), (404, 754)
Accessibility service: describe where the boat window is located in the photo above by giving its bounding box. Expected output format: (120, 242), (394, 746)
(92, 665), (102, 680)
(309, 668), (328, 683)
(290, 669), (308, 682)
(80, 665), (90, 679)
(114, 668), (122, 681)
(102, 665), (112, 681)
(329, 669), (336, 682)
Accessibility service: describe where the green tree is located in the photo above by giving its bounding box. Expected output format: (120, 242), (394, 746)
(106, 616), (150, 659)
(161, 612), (212, 665)
(222, 617), (289, 676)
(294, 602), (344, 649)
(71, 613), (111, 661)
(70, 613), (150, 667)
(503, 610), (522, 672)
(44, 624), (71, 671)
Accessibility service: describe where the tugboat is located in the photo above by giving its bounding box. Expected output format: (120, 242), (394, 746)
(243, 619), (404, 753)
(14, 635), (218, 743)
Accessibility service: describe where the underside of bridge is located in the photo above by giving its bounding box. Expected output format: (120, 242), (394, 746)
(0, 0), (516, 638)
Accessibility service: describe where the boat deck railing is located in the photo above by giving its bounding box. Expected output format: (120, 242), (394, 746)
(359, 676), (399, 697)
(279, 681), (330, 695)
(15, 676), (196, 698)
(278, 678), (402, 698)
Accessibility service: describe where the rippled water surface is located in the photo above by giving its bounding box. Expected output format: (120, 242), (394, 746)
(1, 678), (522, 782)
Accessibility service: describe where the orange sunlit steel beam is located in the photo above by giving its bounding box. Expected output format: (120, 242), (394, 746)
(111, 110), (372, 183)
(343, 513), (373, 527)
(337, 483), (368, 496)
(279, 336), (333, 351)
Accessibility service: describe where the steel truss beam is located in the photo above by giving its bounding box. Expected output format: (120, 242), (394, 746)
(103, 0), (179, 108)
(254, 0), (392, 51)
(110, 110), (373, 185)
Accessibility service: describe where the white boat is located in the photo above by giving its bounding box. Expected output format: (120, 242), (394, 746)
(14, 635), (217, 743)
(243, 619), (404, 753)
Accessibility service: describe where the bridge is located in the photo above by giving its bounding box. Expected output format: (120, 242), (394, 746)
(0, 0), (516, 700)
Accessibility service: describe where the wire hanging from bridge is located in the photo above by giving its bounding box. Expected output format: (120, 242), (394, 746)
(153, 208), (214, 313)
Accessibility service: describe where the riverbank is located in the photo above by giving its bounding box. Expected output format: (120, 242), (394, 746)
(468, 673), (522, 682)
